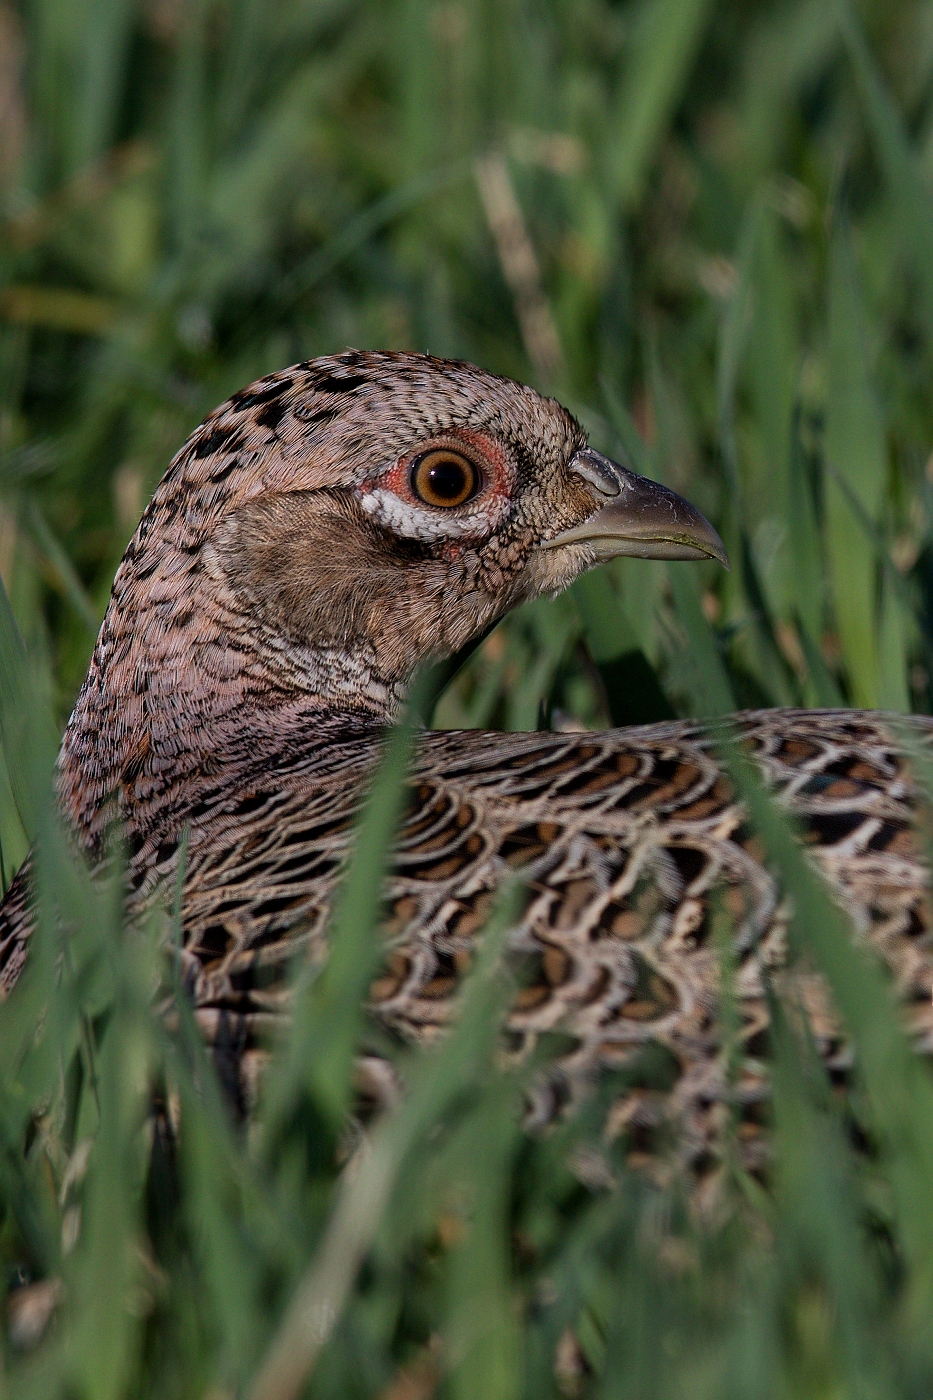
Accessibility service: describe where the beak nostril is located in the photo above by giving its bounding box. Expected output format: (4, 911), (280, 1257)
(552, 448), (730, 568)
(570, 448), (621, 499)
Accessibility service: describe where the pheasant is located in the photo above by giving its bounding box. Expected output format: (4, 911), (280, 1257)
(0, 350), (930, 1178)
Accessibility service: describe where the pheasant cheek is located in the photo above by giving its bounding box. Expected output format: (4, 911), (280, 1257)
(219, 492), (494, 685)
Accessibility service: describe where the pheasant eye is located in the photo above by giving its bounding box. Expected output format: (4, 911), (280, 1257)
(410, 449), (478, 509)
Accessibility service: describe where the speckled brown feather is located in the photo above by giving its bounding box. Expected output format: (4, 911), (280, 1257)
(54, 352), (588, 855)
(1, 352), (931, 1178)
(141, 709), (933, 1171)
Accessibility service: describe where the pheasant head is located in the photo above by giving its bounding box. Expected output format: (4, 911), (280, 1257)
(58, 351), (726, 851)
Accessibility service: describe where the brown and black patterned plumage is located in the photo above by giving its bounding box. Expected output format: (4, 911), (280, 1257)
(0, 351), (931, 1175)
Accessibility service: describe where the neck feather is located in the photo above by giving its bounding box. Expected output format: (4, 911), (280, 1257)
(56, 596), (396, 857)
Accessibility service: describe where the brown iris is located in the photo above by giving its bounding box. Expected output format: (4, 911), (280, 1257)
(410, 449), (479, 508)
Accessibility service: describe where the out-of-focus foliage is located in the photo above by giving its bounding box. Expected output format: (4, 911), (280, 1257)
(4, 0), (933, 1395)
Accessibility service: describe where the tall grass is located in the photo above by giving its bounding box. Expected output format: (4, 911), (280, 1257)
(4, 0), (933, 1395)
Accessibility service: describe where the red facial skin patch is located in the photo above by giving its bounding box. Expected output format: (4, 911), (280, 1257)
(357, 428), (516, 550)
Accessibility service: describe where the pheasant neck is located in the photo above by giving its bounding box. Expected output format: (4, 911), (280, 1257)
(56, 635), (390, 859)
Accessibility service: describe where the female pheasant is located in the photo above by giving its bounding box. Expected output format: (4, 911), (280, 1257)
(0, 350), (930, 1176)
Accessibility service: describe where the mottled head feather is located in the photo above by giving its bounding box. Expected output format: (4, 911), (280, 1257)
(58, 352), (599, 851)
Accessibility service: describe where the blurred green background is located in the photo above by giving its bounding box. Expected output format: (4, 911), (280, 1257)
(6, 1), (933, 1396)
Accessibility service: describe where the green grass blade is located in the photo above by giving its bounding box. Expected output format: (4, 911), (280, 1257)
(768, 989), (888, 1396)
(795, 616), (846, 708)
(260, 670), (429, 1140)
(878, 567), (911, 712)
(722, 730), (933, 1324)
(0, 577), (57, 842)
(839, 0), (933, 334)
(65, 978), (151, 1400)
(608, 0), (714, 211)
(824, 221), (887, 708)
(68, 0), (136, 174)
(786, 404), (824, 648)
(24, 500), (99, 637)
(445, 1080), (523, 1400)
(574, 570), (675, 723)
(667, 564), (736, 717)
(247, 881), (524, 1400)
(746, 204), (798, 620)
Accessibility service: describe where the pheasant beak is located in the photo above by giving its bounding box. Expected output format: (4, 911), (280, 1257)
(544, 447), (730, 568)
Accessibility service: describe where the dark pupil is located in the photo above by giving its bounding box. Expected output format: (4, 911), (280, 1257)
(426, 457), (468, 500)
